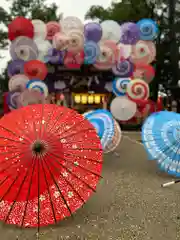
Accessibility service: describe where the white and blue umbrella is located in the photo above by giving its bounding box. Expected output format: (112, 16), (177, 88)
(112, 78), (130, 96)
(26, 79), (48, 97)
(83, 109), (114, 149)
(142, 111), (180, 176)
(104, 119), (122, 153)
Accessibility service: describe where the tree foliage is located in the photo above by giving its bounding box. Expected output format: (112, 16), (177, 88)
(85, 0), (157, 22)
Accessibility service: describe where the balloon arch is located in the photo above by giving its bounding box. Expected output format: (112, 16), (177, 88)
(5, 16), (161, 121)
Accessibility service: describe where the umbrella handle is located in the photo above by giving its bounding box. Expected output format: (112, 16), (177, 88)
(161, 180), (180, 187)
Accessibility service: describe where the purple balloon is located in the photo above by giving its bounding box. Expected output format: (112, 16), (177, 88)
(84, 22), (102, 43)
(8, 60), (25, 77)
(120, 22), (140, 45)
(112, 58), (134, 77)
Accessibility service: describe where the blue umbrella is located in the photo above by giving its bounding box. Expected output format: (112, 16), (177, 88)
(142, 111), (180, 176)
(137, 19), (159, 41)
(141, 112), (158, 160)
(83, 109), (114, 149)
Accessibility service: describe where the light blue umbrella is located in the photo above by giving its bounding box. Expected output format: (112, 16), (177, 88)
(83, 109), (114, 149)
(137, 18), (159, 41)
(142, 111), (180, 176)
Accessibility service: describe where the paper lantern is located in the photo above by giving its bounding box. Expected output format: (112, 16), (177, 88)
(94, 95), (101, 104)
(88, 95), (94, 104)
(74, 95), (81, 103)
(81, 95), (87, 104)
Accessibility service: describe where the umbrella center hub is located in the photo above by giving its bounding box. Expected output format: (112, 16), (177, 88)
(32, 141), (46, 156)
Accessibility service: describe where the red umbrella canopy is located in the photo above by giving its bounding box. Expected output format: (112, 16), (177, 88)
(0, 104), (103, 228)
(8, 17), (34, 41)
(24, 60), (48, 80)
(64, 50), (84, 69)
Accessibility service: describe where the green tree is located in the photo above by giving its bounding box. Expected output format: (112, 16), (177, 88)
(85, 0), (158, 22)
(0, 0), (61, 92)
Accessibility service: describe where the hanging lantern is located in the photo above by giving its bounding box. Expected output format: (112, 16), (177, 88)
(94, 95), (101, 104)
(88, 95), (94, 104)
(74, 95), (81, 103)
(81, 95), (87, 104)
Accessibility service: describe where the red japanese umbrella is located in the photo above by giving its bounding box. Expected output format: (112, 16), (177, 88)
(0, 104), (103, 230)
(64, 50), (84, 69)
(8, 17), (34, 41)
(24, 60), (48, 80)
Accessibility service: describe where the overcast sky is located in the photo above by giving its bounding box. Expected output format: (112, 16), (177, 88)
(0, 0), (111, 73)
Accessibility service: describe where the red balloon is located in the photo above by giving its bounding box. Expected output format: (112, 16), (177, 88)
(8, 17), (34, 41)
(24, 60), (48, 80)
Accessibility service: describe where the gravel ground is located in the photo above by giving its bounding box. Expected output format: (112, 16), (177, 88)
(1, 133), (180, 240)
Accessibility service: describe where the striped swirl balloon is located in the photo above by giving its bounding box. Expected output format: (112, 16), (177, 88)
(112, 78), (130, 96)
(83, 109), (114, 149)
(26, 79), (48, 97)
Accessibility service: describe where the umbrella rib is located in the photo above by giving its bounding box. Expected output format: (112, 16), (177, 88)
(41, 135), (100, 146)
(0, 124), (28, 143)
(37, 155), (40, 233)
(62, 139), (100, 145)
(49, 153), (102, 189)
(47, 152), (97, 192)
(14, 110), (31, 142)
(65, 148), (101, 151)
(166, 141), (180, 173)
(4, 164), (32, 223)
(160, 140), (180, 158)
(59, 128), (94, 141)
(173, 142), (180, 174)
(46, 111), (67, 134)
(63, 152), (103, 164)
(43, 156), (86, 204)
(21, 156), (36, 227)
(43, 106), (58, 133)
(0, 152), (32, 188)
(46, 111), (76, 132)
(50, 151), (102, 178)
(148, 139), (179, 160)
(42, 157), (73, 217)
(0, 151), (28, 170)
(53, 118), (90, 139)
(39, 104), (45, 139)
(0, 174), (19, 206)
(0, 145), (19, 150)
(0, 136), (26, 144)
(40, 157), (57, 224)
(29, 107), (38, 140)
